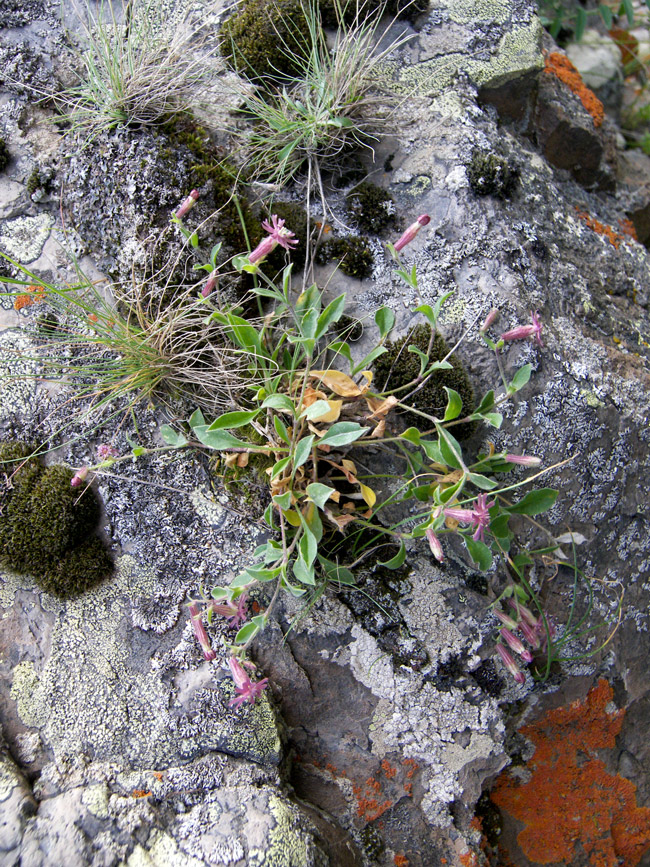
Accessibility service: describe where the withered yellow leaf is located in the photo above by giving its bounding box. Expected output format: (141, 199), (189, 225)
(309, 370), (364, 397)
(359, 483), (376, 507)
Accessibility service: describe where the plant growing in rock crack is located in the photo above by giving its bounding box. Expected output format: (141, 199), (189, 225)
(0, 248), (249, 425)
(159, 212), (620, 701)
(58, 0), (219, 140)
(231, 0), (414, 192)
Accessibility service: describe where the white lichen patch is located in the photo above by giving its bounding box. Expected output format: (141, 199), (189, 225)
(0, 213), (53, 263)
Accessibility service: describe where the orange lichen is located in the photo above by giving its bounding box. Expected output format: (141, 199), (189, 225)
(13, 285), (45, 311)
(575, 208), (624, 248)
(152, 771), (164, 781)
(404, 782), (413, 796)
(459, 851), (480, 867)
(394, 855), (409, 866)
(544, 53), (604, 127)
(402, 758), (419, 778)
(618, 218), (638, 240)
(491, 679), (650, 866)
(382, 759), (397, 779)
(131, 790), (152, 798)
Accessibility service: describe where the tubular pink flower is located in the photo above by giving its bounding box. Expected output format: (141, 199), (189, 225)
(501, 627), (533, 663)
(470, 494), (494, 542)
(393, 214), (430, 252)
(228, 657), (269, 708)
(518, 618), (541, 650)
(496, 643), (526, 684)
(212, 592), (249, 629)
(493, 608), (518, 631)
(425, 528), (444, 562)
(479, 308), (499, 332)
(505, 453), (541, 467)
(444, 494), (494, 542)
(70, 466), (89, 488)
(202, 269), (219, 298)
(188, 601), (216, 661)
(175, 189), (199, 220)
(249, 215), (298, 266)
(500, 311), (543, 347)
(508, 597), (538, 627)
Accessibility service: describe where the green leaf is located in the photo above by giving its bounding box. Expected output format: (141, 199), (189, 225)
(244, 565), (282, 583)
(193, 426), (250, 450)
(475, 390), (495, 415)
(230, 571), (255, 588)
(132, 446), (145, 457)
(211, 586), (230, 601)
(512, 553), (534, 570)
(575, 6), (587, 40)
(160, 425), (188, 447)
(621, 0), (634, 24)
(306, 482), (337, 508)
(293, 435), (314, 471)
(465, 536), (493, 570)
(416, 291), (453, 329)
(414, 303), (435, 327)
(207, 410), (259, 430)
(263, 502), (274, 528)
(426, 359), (453, 373)
(508, 363), (532, 395)
(315, 293), (346, 338)
(225, 313), (262, 355)
(379, 540), (407, 569)
(293, 556), (316, 585)
(351, 345), (387, 375)
(489, 514), (511, 538)
(235, 621), (259, 644)
(330, 340), (353, 367)
(318, 555), (356, 585)
(436, 425), (464, 470)
(482, 412), (503, 428)
(443, 387), (463, 421)
(419, 438), (445, 464)
(468, 472), (498, 490)
(375, 306), (395, 338)
(318, 422), (368, 448)
(507, 488), (558, 516)
(271, 456), (292, 480)
(272, 490), (292, 509)
(188, 408), (206, 429)
(407, 345), (429, 376)
(299, 529), (317, 568)
(262, 393), (295, 413)
(301, 400), (334, 421)
(400, 427), (421, 446)
(274, 415), (291, 445)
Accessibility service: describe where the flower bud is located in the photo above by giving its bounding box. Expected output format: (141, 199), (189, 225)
(70, 466), (89, 488)
(175, 189), (199, 220)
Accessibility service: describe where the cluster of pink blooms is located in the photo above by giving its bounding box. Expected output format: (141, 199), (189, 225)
(97, 444), (119, 459)
(444, 493), (495, 542)
(494, 598), (554, 685)
(248, 214), (299, 265)
(187, 597), (268, 707)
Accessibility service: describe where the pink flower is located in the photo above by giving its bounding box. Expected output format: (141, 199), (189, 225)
(505, 453), (541, 467)
(508, 597), (538, 627)
(202, 269), (219, 298)
(228, 657), (269, 708)
(469, 494), (494, 542)
(212, 592), (249, 629)
(70, 466), (89, 488)
(188, 601), (216, 661)
(496, 643), (526, 685)
(425, 528), (444, 562)
(493, 608), (518, 631)
(175, 189), (199, 220)
(500, 311), (543, 347)
(501, 627), (533, 663)
(479, 308), (499, 332)
(518, 618), (541, 650)
(248, 215), (298, 266)
(393, 214), (430, 252)
(97, 444), (119, 459)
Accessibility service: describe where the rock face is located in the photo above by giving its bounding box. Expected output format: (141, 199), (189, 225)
(1, 0), (650, 865)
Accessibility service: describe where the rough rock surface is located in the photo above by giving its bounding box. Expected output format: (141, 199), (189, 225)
(1, 0), (650, 865)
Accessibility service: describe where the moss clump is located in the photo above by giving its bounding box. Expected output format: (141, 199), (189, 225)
(346, 181), (397, 234)
(467, 151), (519, 199)
(0, 442), (112, 598)
(317, 235), (374, 278)
(220, 0), (312, 84)
(26, 166), (54, 196)
(372, 325), (476, 437)
(333, 314), (363, 341)
(0, 138), (10, 172)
